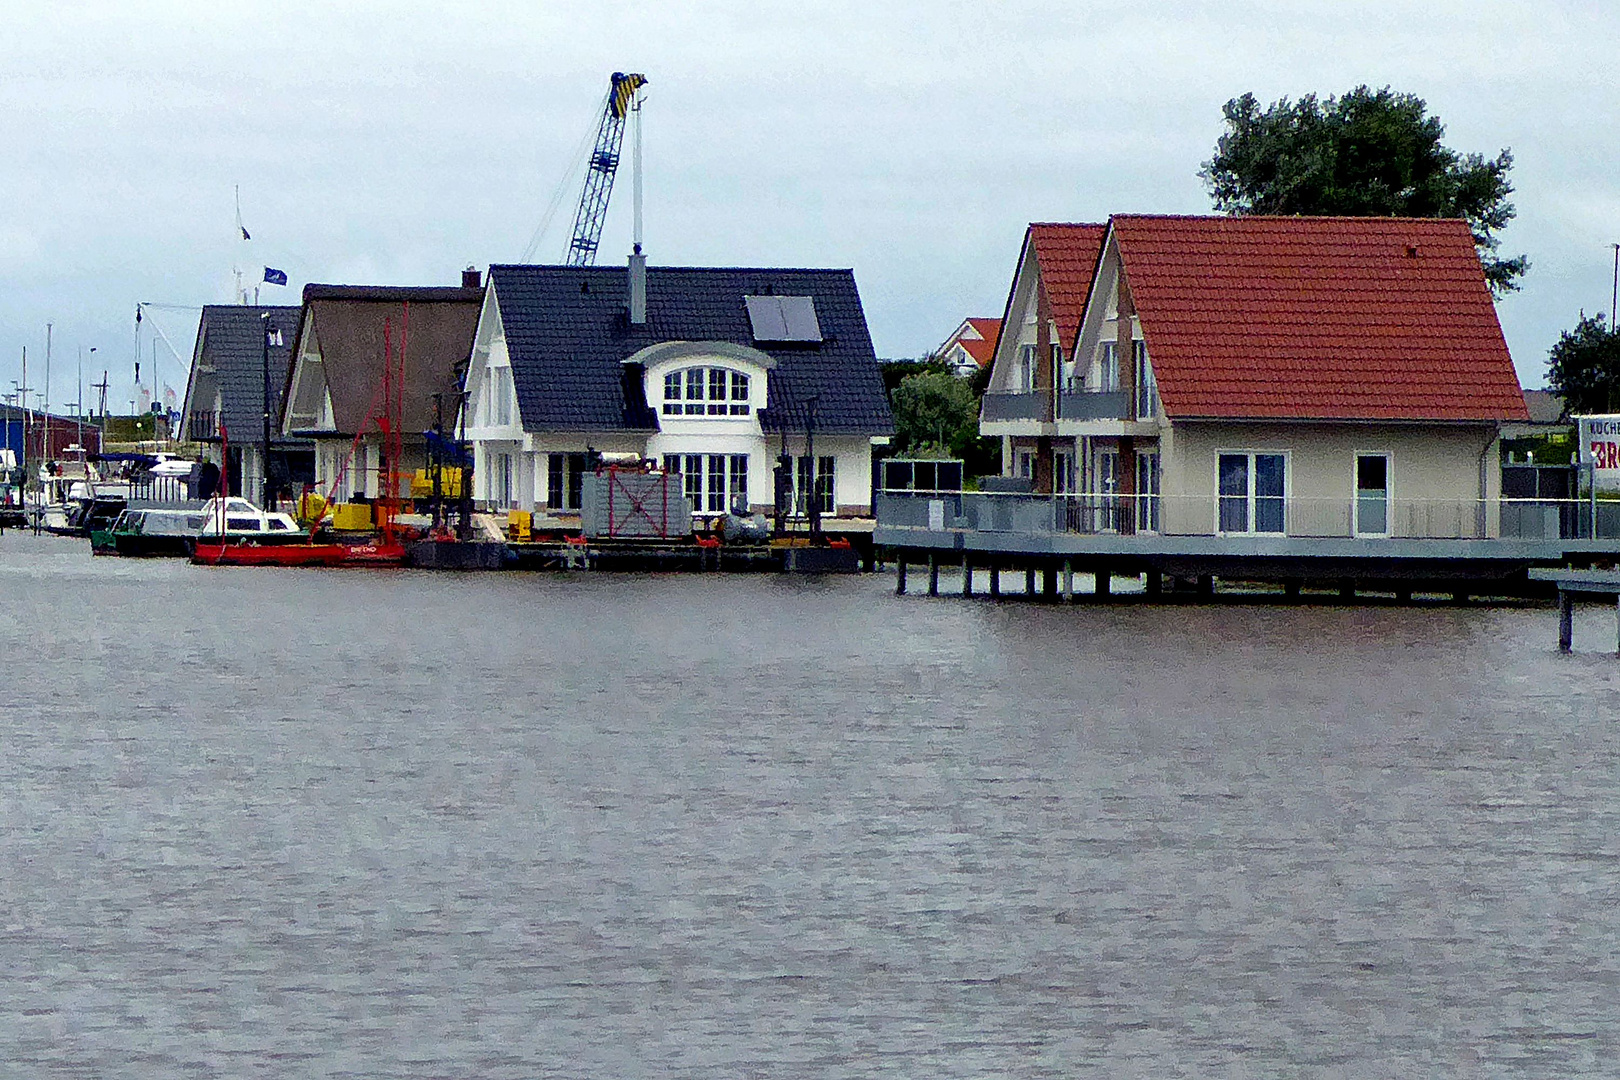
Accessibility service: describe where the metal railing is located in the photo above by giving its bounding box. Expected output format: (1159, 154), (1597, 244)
(187, 410), (218, 441)
(981, 390), (1051, 422)
(1058, 387), (1131, 421)
(876, 490), (1620, 541)
(981, 388), (1136, 423)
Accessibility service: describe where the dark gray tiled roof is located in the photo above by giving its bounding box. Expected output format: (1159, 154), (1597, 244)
(191, 305), (303, 442)
(488, 264), (893, 435)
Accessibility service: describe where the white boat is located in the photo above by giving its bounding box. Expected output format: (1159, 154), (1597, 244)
(194, 497), (303, 542)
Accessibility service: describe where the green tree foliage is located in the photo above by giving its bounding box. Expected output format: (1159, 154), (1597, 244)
(1202, 86), (1527, 294)
(1548, 314), (1620, 415)
(891, 370), (977, 458)
(886, 367), (1000, 476)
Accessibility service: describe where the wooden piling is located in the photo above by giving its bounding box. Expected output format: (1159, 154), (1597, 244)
(928, 553), (939, 596)
(1025, 566), (1036, 596)
(962, 557), (973, 597)
(1559, 590), (1573, 653)
(1062, 560), (1073, 602)
(896, 554), (908, 596)
(990, 560), (1001, 599)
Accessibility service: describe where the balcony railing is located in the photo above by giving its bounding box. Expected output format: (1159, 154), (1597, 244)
(981, 387), (1136, 423)
(876, 491), (1620, 542)
(981, 390), (1050, 422)
(187, 410), (219, 441)
(1058, 387), (1132, 420)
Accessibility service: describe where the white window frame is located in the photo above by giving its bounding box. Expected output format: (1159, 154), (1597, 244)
(1133, 341), (1158, 420)
(1214, 450), (1290, 536)
(660, 366), (753, 417)
(1017, 344), (1037, 391)
(1353, 450), (1393, 538)
(1098, 341), (1119, 391)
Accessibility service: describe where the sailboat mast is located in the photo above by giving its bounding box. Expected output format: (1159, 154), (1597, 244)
(43, 323), (51, 464)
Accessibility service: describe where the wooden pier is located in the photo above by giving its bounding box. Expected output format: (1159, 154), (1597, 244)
(1530, 568), (1620, 654)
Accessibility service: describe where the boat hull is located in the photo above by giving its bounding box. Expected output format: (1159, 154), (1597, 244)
(191, 541), (408, 567)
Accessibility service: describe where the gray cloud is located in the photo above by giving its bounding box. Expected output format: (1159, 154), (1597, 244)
(2, 0), (1616, 406)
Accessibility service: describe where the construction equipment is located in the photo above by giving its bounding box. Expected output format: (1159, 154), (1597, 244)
(565, 72), (648, 266)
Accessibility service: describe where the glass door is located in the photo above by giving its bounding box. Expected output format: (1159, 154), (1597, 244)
(1136, 451), (1160, 532)
(1356, 454), (1390, 536)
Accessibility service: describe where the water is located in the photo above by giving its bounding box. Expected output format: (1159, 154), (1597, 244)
(3, 531), (1620, 1077)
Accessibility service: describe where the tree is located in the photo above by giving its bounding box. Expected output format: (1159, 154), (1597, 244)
(1202, 86), (1527, 294)
(890, 370), (977, 458)
(1548, 314), (1620, 415)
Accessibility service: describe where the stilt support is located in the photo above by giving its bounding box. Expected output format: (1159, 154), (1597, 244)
(962, 558), (973, 597)
(1095, 569), (1111, 597)
(928, 553), (939, 597)
(1062, 560), (1074, 602)
(1025, 566), (1036, 596)
(990, 561), (1001, 599)
(1559, 590), (1573, 653)
(896, 554), (908, 596)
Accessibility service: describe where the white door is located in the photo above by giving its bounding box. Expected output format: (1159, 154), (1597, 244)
(1355, 454), (1390, 536)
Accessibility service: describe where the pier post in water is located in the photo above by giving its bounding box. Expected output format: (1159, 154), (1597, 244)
(1095, 570), (1110, 598)
(896, 553), (908, 595)
(1062, 560), (1073, 602)
(990, 560), (1001, 599)
(962, 557), (973, 597)
(928, 553), (939, 597)
(1025, 566), (1036, 596)
(1558, 590), (1573, 652)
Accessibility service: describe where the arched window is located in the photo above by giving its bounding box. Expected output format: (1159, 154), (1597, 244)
(660, 367), (753, 417)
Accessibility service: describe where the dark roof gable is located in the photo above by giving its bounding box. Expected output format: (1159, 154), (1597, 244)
(191, 305), (302, 440)
(487, 264), (893, 435)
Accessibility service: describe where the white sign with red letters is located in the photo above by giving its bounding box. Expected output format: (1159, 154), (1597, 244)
(1577, 415), (1620, 494)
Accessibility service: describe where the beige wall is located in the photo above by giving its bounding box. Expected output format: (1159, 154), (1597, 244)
(1161, 421), (1501, 537)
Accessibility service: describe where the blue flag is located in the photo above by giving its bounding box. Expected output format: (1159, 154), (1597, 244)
(263, 267), (287, 286)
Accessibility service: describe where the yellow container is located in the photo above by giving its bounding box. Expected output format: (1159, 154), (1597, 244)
(508, 509), (532, 542)
(331, 502), (373, 531)
(297, 492), (328, 524)
(411, 466), (466, 498)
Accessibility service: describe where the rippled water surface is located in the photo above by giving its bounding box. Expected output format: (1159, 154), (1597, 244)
(4, 531), (1620, 1077)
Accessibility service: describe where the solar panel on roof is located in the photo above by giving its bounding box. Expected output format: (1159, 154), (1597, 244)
(745, 295), (822, 343)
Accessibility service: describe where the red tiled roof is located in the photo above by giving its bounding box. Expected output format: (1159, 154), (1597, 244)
(1029, 223), (1107, 346)
(959, 318), (1002, 366)
(1112, 215), (1528, 422)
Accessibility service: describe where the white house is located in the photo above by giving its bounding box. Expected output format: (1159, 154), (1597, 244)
(461, 256), (894, 518)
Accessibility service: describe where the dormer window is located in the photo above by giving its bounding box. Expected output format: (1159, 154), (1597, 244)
(662, 367), (751, 416)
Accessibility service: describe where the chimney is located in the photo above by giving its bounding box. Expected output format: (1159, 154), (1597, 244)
(628, 249), (647, 325)
(462, 267), (481, 289)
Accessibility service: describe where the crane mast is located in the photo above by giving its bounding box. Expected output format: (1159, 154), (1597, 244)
(565, 72), (647, 266)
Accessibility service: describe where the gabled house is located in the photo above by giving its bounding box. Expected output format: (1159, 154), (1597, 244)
(279, 278), (483, 502)
(462, 258), (893, 516)
(934, 317), (1001, 375)
(979, 223), (1108, 493)
(180, 304), (307, 502)
(982, 214), (1530, 538)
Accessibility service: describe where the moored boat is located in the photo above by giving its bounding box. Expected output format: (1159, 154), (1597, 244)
(191, 538), (408, 567)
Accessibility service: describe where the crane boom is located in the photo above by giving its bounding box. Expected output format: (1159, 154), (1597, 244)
(565, 72), (647, 266)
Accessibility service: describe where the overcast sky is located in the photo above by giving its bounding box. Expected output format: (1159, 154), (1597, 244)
(2, 0), (1616, 411)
